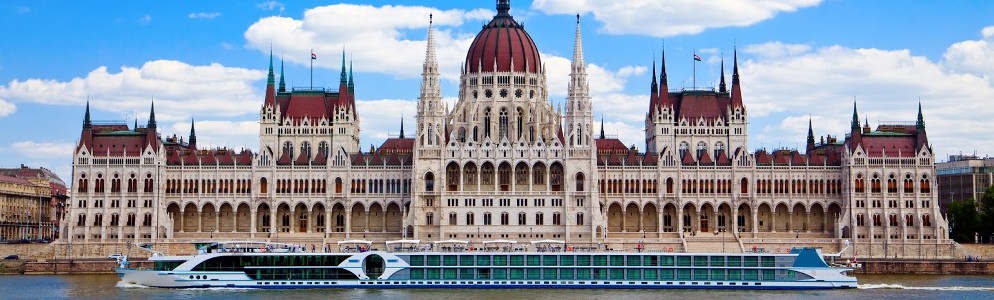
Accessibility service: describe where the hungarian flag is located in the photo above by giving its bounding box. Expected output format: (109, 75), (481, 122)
(693, 53), (702, 61)
(311, 52), (317, 60)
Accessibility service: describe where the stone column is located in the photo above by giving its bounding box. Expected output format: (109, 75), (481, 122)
(732, 207), (739, 234)
(621, 206), (627, 233)
(250, 208), (257, 237)
(179, 208), (185, 233)
(676, 206), (684, 234)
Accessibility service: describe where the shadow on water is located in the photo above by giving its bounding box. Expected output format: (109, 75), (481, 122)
(1, 274), (992, 300)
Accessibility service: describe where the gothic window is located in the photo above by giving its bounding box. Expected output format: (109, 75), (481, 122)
(466, 213), (475, 226)
(484, 108), (492, 138)
(517, 108), (524, 140)
(283, 141), (293, 159)
(473, 126), (479, 142)
(426, 213), (434, 225)
(696, 142), (708, 158)
(518, 212), (527, 225)
(458, 128), (466, 143)
(499, 108), (509, 140)
(714, 142), (725, 158)
(424, 172), (435, 192)
(501, 212), (509, 225)
(427, 124), (434, 145)
(679, 142), (689, 158)
(301, 141), (312, 160)
(319, 141), (329, 158)
(500, 89), (508, 98)
(854, 174), (865, 193)
(449, 212), (457, 225)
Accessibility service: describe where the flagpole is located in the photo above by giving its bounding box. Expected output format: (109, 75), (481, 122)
(693, 50), (696, 90)
(310, 48), (314, 89)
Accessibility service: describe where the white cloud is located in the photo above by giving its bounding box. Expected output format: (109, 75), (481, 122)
(943, 25), (994, 83)
(257, 1), (285, 13)
(139, 14), (152, 25)
(188, 12), (221, 20)
(741, 34), (994, 158)
(355, 99), (418, 144)
(168, 121), (259, 151)
(0, 60), (265, 122)
(244, 4), (491, 82)
(0, 98), (14, 117)
(220, 42), (234, 50)
(744, 41), (812, 58)
(10, 141), (75, 160)
(531, 0), (821, 37)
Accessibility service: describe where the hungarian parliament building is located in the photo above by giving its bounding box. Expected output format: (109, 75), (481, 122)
(67, 1), (949, 257)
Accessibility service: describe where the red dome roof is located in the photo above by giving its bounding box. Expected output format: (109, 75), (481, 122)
(465, 1), (541, 74)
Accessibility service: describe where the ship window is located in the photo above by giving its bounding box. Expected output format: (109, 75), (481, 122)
(560, 255), (574, 266)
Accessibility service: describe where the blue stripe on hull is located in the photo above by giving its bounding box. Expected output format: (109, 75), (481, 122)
(155, 283), (855, 290)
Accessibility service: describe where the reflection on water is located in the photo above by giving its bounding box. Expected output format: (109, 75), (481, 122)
(0, 274), (992, 300)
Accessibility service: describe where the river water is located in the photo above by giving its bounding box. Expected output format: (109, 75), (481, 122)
(0, 274), (991, 299)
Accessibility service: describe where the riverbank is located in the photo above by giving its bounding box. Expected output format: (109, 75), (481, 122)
(0, 259), (151, 275)
(857, 259), (994, 275)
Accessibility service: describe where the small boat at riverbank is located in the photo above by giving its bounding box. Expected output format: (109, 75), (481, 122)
(115, 240), (856, 289)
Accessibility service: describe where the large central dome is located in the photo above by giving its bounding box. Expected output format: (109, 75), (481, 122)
(465, 0), (541, 74)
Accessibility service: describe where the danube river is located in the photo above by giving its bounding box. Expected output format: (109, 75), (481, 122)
(0, 274), (991, 299)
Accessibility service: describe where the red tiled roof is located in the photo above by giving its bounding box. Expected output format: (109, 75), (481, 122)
(698, 150), (714, 165)
(861, 136), (917, 157)
(595, 138), (627, 153)
(681, 150), (696, 165)
(0, 175), (33, 185)
(715, 150), (730, 165)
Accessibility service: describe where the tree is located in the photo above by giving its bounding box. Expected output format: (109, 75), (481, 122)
(948, 198), (980, 243)
(978, 185), (994, 243)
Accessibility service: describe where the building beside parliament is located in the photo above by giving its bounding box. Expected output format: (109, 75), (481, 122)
(67, 1), (949, 257)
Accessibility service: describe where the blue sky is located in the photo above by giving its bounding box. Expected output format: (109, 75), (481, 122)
(1, 0), (993, 182)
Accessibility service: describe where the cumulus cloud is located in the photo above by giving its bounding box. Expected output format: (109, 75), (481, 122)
(168, 121), (259, 150)
(355, 99), (418, 144)
(531, 0), (821, 37)
(741, 32), (994, 158)
(139, 14), (152, 25)
(244, 4), (491, 81)
(188, 12), (221, 20)
(0, 60), (265, 122)
(943, 25), (994, 83)
(10, 141), (75, 160)
(0, 98), (14, 117)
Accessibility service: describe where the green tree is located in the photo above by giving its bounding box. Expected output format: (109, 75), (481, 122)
(948, 198), (980, 243)
(978, 186), (994, 243)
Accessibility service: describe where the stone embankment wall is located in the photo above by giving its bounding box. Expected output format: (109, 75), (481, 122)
(858, 260), (994, 275)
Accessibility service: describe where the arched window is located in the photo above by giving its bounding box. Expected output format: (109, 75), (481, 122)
(301, 141), (312, 160)
(424, 172), (435, 192)
(679, 142), (689, 157)
(696, 142), (708, 158)
(426, 212), (434, 225)
(458, 128), (466, 143)
(922, 214), (932, 227)
(260, 177), (268, 194)
(282, 141), (293, 159)
(854, 174), (864, 193)
(318, 141), (329, 158)
(575, 173), (585, 191)
(466, 213), (475, 225)
(517, 108), (525, 140)
(714, 142), (725, 159)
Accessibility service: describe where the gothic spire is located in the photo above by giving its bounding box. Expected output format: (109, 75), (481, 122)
(267, 49), (275, 85)
(83, 100), (92, 129)
(599, 115), (605, 139)
(806, 117), (815, 150)
(851, 102), (860, 132)
(147, 100), (157, 128)
(660, 46), (668, 86)
(650, 58), (658, 95)
(732, 48), (740, 85)
(278, 56), (286, 92)
(420, 14), (441, 103)
(399, 116), (405, 139)
(348, 59), (355, 92)
(189, 118), (197, 149)
(572, 13), (584, 68)
(916, 101), (925, 131)
(719, 56), (727, 93)
(340, 50), (348, 85)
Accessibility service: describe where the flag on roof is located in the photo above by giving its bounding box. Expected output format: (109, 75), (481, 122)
(693, 53), (702, 61)
(312, 52), (317, 60)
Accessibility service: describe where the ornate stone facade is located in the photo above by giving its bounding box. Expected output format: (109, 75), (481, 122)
(66, 1), (948, 257)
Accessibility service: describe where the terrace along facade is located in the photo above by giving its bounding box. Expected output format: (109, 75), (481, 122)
(67, 0), (948, 257)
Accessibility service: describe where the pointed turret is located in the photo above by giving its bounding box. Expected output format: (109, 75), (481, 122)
(83, 101), (92, 129)
(849, 102), (862, 150)
(916, 101), (928, 150)
(730, 48), (743, 107)
(147, 100), (157, 128)
(916, 101), (925, 131)
(348, 59), (355, 93)
(649, 58), (658, 110)
(658, 47), (669, 106)
(264, 51), (276, 107)
(278, 57), (286, 93)
(399, 117), (406, 139)
(189, 118), (197, 150)
(134, 117), (138, 131)
(599, 115), (605, 139)
(806, 118), (815, 151)
(719, 56), (727, 93)
(339, 50), (348, 86)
